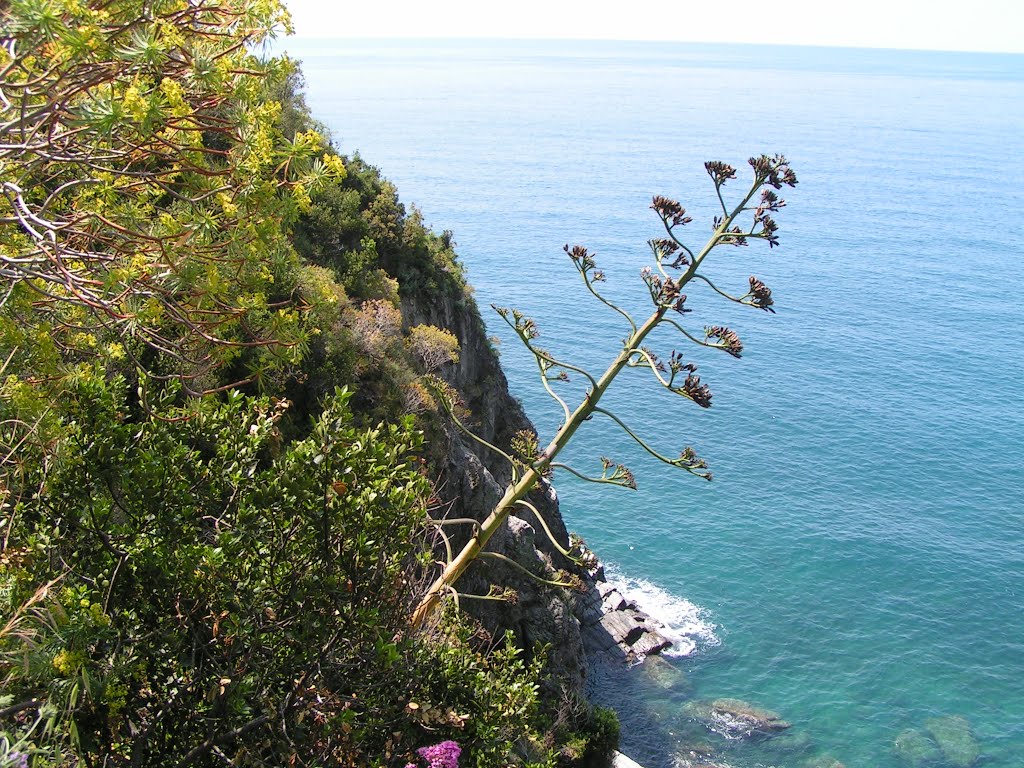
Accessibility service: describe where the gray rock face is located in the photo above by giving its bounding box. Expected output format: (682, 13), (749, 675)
(406, 284), (684, 700)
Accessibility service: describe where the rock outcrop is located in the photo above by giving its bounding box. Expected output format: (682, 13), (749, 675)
(573, 564), (673, 662)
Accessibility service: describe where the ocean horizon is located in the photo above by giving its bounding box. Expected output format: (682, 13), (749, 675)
(281, 37), (1024, 767)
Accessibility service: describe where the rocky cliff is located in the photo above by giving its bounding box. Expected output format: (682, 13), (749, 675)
(403, 285), (588, 698)
(404, 282), (673, 702)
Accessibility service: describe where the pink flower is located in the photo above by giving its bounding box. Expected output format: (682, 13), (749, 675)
(416, 740), (461, 768)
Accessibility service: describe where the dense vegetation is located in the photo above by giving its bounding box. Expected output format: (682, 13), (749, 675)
(0, 1), (614, 765)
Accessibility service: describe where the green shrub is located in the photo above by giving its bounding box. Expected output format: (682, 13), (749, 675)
(581, 706), (621, 767)
(0, 374), (431, 765)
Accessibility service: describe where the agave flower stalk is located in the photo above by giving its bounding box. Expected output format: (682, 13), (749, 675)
(412, 155), (797, 629)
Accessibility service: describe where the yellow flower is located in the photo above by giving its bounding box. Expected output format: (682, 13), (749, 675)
(52, 649), (86, 676)
(217, 192), (239, 218)
(322, 153), (348, 180)
(122, 85), (148, 122)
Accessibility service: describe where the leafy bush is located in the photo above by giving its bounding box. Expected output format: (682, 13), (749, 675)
(581, 706), (621, 767)
(408, 325), (461, 373)
(0, 373), (431, 765)
(0, 3), (597, 766)
(0, 0), (345, 388)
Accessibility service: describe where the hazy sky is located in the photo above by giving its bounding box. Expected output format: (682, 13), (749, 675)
(284, 0), (1023, 54)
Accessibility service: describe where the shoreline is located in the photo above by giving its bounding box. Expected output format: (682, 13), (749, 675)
(572, 553), (677, 663)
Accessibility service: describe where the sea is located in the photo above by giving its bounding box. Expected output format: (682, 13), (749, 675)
(279, 38), (1024, 768)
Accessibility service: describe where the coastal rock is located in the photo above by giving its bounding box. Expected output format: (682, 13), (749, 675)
(575, 584), (605, 626)
(893, 728), (941, 767)
(925, 715), (980, 767)
(601, 588), (628, 612)
(631, 628), (672, 657)
(503, 514), (537, 563)
(583, 591), (674, 660)
(581, 622), (629, 660)
(568, 544), (677, 661)
(685, 698), (791, 740)
(599, 609), (647, 646)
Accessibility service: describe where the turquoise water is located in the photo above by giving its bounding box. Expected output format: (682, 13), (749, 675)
(283, 39), (1024, 767)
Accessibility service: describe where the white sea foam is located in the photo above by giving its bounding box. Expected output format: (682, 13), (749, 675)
(603, 563), (719, 658)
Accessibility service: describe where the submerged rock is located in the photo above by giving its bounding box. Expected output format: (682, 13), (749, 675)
(893, 728), (941, 767)
(925, 715), (980, 767)
(764, 729), (814, 756)
(684, 698), (791, 740)
(800, 756), (845, 768)
(641, 654), (688, 691)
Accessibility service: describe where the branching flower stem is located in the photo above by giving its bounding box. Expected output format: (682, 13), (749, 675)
(548, 463), (633, 489)
(659, 317), (733, 353)
(590, 406), (685, 467)
(515, 498), (583, 563)
(410, 303), (667, 627)
(535, 354), (572, 425)
(410, 156), (795, 628)
(477, 552), (576, 590)
(581, 273), (638, 335)
(692, 273), (747, 304)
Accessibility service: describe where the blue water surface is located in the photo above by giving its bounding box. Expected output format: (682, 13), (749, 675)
(282, 38), (1024, 768)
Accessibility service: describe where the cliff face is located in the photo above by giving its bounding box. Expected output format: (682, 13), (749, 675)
(402, 286), (588, 699)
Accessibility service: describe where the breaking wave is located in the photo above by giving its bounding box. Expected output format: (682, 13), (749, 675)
(604, 563), (719, 658)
